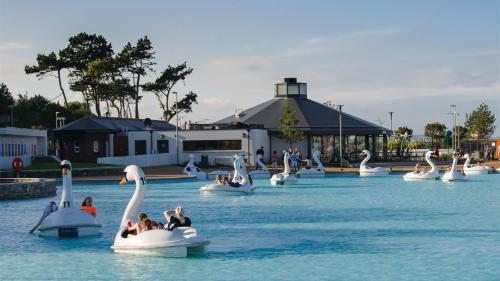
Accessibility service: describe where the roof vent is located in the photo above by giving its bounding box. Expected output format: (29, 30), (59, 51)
(284, 77), (297, 83)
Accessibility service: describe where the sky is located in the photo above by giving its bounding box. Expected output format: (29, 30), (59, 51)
(1, 0), (499, 136)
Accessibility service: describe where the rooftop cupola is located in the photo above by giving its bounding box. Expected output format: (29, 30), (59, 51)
(275, 77), (307, 99)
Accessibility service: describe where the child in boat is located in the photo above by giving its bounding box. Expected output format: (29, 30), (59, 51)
(127, 213), (148, 235)
(215, 174), (223, 184)
(303, 157), (313, 169)
(164, 206), (192, 231)
(80, 196), (97, 217)
(222, 176), (229, 186)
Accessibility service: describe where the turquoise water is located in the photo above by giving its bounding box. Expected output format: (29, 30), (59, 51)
(1, 173), (500, 281)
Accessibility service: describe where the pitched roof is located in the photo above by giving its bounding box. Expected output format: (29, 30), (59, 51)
(216, 97), (390, 135)
(53, 116), (176, 133)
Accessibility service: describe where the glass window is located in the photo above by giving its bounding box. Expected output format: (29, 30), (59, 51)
(74, 141), (80, 153)
(287, 84), (299, 95)
(346, 135), (356, 153)
(311, 136), (322, 153)
(276, 84), (287, 96)
(157, 140), (169, 153)
(376, 136), (384, 152)
(356, 136), (365, 152)
(135, 140), (147, 155)
(183, 140), (241, 151)
(93, 140), (99, 153)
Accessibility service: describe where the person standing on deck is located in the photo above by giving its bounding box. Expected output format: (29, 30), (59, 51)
(255, 146), (264, 169)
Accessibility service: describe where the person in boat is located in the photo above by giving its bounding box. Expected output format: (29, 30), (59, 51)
(30, 201), (58, 234)
(222, 176), (229, 186)
(414, 163), (421, 174)
(127, 213), (148, 235)
(248, 174), (253, 185)
(215, 174), (223, 184)
(163, 206), (191, 231)
(142, 219), (153, 232)
(80, 196), (96, 217)
(290, 152), (299, 172)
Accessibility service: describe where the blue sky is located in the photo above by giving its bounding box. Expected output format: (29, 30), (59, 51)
(1, 0), (499, 135)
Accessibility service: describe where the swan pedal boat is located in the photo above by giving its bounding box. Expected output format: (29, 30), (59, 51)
(270, 152), (298, 186)
(442, 154), (466, 182)
(296, 150), (325, 178)
(38, 160), (101, 237)
(403, 151), (439, 181)
(183, 154), (208, 180)
(248, 154), (271, 179)
(359, 150), (389, 177)
(200, 155), (255, 194)
(113, 165), (209, 257)
(462, 154), (491, 176)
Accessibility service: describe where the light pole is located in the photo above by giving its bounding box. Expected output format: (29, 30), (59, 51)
(388, 111), (394, 137)
(174, 91), (179, 165)
(337, 105), (344, 167)
(8, 105), (14, 127)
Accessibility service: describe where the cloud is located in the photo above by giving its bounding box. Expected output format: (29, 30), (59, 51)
(275, 27), (410, 58)
(0, 42), (32, 51)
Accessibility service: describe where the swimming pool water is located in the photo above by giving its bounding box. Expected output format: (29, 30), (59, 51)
(1, 174), (499, 280)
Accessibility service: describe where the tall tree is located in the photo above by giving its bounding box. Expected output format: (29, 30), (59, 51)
(424, 122), (447, 145)
(465, 103), (496, 139)
(117, 36), (155, 119)
(142, 62), (198, 121)
(0, 83), (14, 114)
(25, 52), (70, 107)
(278, 103), (304, 148)
(60, 32), (114, 115)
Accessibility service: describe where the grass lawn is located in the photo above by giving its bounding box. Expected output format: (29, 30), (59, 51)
(25, 162), (115, 170)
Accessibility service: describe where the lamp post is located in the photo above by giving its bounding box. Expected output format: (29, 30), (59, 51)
(55, 112), (60, 128)
(8, 105), (14, 127)
(388, 111), (394, 137)
(337, 105), (344, 167)
(174, 91), (179, 165)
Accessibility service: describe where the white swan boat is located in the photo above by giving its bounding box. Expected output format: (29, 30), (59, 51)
(183, 154), (208, 180)
(462, 154), (491, 176)
(37, 160), (101, 237)
(200, 155), (255, 194)
(249, 154), (271, 179)
(442, 154), (466, 182)
(112, 165), (209, 257)
(296, 150), (325, 178)
(358, 150), (389, 177)
(403, 151), (439, 181)
(270, 152), (298, 186)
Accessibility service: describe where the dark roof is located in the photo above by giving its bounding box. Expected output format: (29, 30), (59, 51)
(53, 116), (176, 133)
(216, 97), (390, 135)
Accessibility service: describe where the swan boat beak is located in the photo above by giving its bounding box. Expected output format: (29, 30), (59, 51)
(119, 177), (128, 185)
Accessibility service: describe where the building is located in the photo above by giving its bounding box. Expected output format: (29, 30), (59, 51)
(214, 78), (391, 164)
(53, 78), (391, 167)
(0, 127), (47, 169)
(53, 116), (176, 164)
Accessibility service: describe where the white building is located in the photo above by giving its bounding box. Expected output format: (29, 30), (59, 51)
(0, 127), (47, 169)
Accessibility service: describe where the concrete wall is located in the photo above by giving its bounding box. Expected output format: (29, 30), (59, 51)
(0, 178), (56, 200)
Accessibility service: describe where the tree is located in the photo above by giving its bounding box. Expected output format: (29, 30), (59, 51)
(424, 122), (447, 145)
(60, 32), (114, 115)
(0, 83), (14, 114)
(395, 126), (413, 138)
(465, 103), (496, 139)
(278, 103), (304, 148)
(117, 36), (156, 119)
(25, 52), (70, 107)
(142, 62), (198, 121)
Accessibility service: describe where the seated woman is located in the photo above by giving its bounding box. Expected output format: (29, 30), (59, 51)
(215, 174), (223, 184)
(142, 219), (153, 232)
(80, 196), (97, 217)
(163, 206), (191, 231)
(222, 177), (229, 186)
(126, 213), (148, 236)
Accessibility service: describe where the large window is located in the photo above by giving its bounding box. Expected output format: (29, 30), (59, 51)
(157, 140), (169, 153)
(183, 140), (241, 151)
(135, 140), (147, 155)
